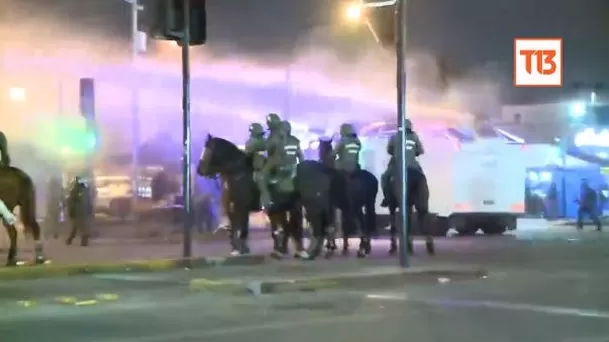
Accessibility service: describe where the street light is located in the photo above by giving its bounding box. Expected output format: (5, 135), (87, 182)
(343, 0), (409, 266)
(123, 0), (145, 219)
(8, 87), (26, 102)
(345, 3), (363, 22)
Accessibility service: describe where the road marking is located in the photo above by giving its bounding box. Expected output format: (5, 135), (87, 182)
(96, 293), (120, 301)
(75, 300), (98, 306)
(365, 293), (609, 319)
(93, 313), (384, 342)
(16, 300), (36, 307)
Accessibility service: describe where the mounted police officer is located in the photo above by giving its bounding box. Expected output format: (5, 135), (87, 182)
(244, 122), (268, 209)
(380, 119), (424, 207)
(259, 113), (287, 208)
(281, 120), (304, 168)
(332, 123), (361, 172)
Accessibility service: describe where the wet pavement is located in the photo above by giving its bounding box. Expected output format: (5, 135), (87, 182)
(1, 226), (609, 341)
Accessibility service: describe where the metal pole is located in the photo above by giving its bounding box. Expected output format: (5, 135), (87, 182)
(395, 0), (409, 267)
(181, 0), (193, 259)
(130, 0), (140, 219)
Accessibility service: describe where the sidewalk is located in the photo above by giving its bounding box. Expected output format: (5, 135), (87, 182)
(4, 236), (274, 265)
(0, 235), (273, 280)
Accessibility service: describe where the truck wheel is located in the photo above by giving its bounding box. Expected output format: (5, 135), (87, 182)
(456, 223), (477, 236)
(482, 224), (506, 235)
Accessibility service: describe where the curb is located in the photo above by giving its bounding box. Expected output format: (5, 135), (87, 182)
(0, 254), (267, 281)
(189, 267), (487, 296)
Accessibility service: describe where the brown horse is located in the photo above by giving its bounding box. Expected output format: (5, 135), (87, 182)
(0, 166), (47, 266)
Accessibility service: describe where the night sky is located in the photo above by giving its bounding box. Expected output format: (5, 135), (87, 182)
(2, 0), (608, 104)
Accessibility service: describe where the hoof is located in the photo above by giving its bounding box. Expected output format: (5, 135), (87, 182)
(324, 249), (335, 259)
(35, 257), (48, 265)
(425, 241), (435, 256)
(230, 249), (241, 256)
(356, 248), (367, 258)
(270, 250), (284, 260)
(294, 250), (310, 259)
(341, 248), (349, 256)
(388, 245), (397, 256)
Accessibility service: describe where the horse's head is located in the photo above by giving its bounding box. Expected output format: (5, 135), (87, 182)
(318, 138), (334, 165)
(197, 134), (248, 177)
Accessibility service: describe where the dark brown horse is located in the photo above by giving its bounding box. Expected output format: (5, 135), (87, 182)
(0, 167), (47, 266)
(318, 139), (378, 258)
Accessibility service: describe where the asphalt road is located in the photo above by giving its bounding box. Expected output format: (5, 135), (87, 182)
(2, 228), (609, 342)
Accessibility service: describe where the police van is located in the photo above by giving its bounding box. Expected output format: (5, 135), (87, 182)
(360, 128), (527, 236)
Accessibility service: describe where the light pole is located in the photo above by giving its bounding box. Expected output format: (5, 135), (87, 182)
(124, 0), (144, 218)
(345, 0), (408, 267)
(394, 0), (408, 268)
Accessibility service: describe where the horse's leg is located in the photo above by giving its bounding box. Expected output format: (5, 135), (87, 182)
(340, 209), (351, 255)
(268, 212), (284, 256)
(20, 196), (46, 264)
(322, 209), (336, 259)
(388, 204), (398, 255)
(289, 207), (308, 258)
(406, 204), (415, 255)
(228, 211), (239, 254)
(275, 211), (290, 256)
(304, 208), (324, 260)
(416, 175), (434, 256)
(356, 207), (369, 258)
(324, 208), (337, 252)
(5, 223), (18, 266)
(238, 211), (251, 255)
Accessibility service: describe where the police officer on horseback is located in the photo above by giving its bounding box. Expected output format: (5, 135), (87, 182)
(332, 123), (361, 172)
(259, 113), (288, 209)
(380, 119), (424, 207)
(245, 122), (268, 209)
(281, 120), (304, 167)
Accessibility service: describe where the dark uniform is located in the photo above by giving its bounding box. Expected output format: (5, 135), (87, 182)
(380, 119), (424, 207)
(332, 123), (361, 172)
(577, 179), (602, 231)
(281, 120), (304, 169)
(244, 123), (268, 208)
(45, 175), (64, 238)
(66, 176), (94, 246)
(260, 113), (288, 208)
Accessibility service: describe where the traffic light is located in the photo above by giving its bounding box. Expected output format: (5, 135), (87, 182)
(149, 0), (207, 46)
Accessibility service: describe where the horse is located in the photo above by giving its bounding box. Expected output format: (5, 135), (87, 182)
(386, 166), (435, 256)
(197, 134), (333, 259)
(0, 166), (47, 266)
(318, 139), (378, 258)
